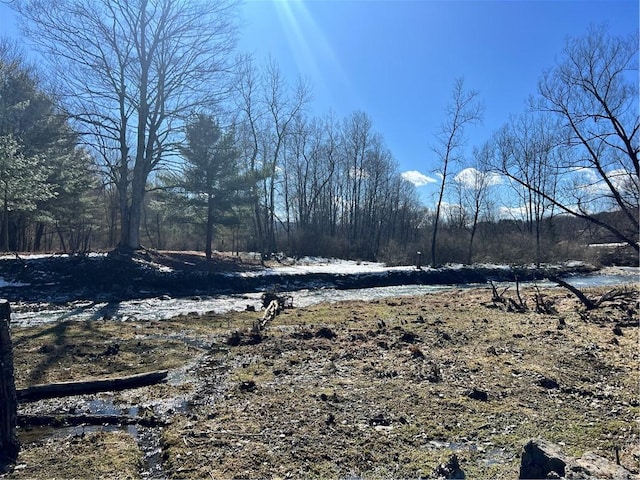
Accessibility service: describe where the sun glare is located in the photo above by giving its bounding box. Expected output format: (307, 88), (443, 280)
(273, 0), (355, 108)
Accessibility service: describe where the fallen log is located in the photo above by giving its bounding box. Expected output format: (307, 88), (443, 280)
(18, 413), (168, 428)
(17, 370), (168, 403)
(548, 276), (597, 310)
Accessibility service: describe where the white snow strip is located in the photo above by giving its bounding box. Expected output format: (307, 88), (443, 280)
(0, 277), (29, 288)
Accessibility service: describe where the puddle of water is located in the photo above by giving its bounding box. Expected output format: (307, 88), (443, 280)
(427, 439), (511, 467)
(17, 396), (188, 478)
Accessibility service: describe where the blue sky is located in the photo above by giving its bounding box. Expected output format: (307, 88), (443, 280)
(1, 0), (638, 203)
(238, 0), (639, 199)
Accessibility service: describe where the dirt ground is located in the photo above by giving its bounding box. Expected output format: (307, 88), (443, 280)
(3, 283), (639, 479)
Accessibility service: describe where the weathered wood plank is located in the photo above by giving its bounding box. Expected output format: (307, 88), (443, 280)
(18, 413), (168, 428)
(17, 370), (169, 403)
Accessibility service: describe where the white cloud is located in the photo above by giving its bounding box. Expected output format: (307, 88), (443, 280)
(401, 170), (437, 187)
(572, 167), (636, 196)
(498, 205), (527, 220)
(454, 167), (502, 189)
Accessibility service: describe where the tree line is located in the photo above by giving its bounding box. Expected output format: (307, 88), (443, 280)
(1, 0), (637, 266)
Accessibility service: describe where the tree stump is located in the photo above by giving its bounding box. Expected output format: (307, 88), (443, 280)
(0, 299), (18, 468)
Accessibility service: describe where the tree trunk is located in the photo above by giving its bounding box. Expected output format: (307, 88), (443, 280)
(0, 300), (18, 468)
(205, 193), (214, 260)
(467, 222), (477, 265)
(117, 180), (130, 250)
(2, 190), (8, 252)
(431, 178), (446, 266)
(17, 370), (168, 403)
(33, 223), (45, 251)
(125, 170), (146, 251)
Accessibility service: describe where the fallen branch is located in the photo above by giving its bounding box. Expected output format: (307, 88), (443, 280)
(489, 281), (509, 303)
(18, 413), (168, 428)
(17, 370), (168, 403)
(261, 299), (280, 328)
(489, 279), (527, 312)
(255, 291), (293, 331)
(548, 276), (597, 310)
(594, 288), (637, 307)
(514, 277), (526, 310)
(534, 286), (557, 314)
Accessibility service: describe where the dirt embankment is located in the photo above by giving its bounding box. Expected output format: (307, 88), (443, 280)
(4, 284), (639, 479)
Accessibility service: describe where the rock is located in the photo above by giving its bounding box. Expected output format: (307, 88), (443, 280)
(368, 414), (390, 427)
(291, 330), (313, 340)
(573, 452), (638, 480)
(409, 346), (425, 358)
(519, 439), (568, 479)
(239, 380), (256, 393)
(400, 330), (419, 343)
(519, 439), (639, 479)
(432, 453), (465, 479)
(102, 343), (120, 356)
(437, 329), (452, 342)
(427, 364), (442, 383)
(315, 327), (336, 339)
(536, 377), (560, 389)
(467, 388), (488, 402)
(226, 331), (263, 346)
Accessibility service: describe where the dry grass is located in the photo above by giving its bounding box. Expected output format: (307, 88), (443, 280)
(5, 284), (639, 479)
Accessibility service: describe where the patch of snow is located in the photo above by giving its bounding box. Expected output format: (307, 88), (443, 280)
(234, 258), (418, 277)
(131, 257), (174, 273)
(587, 243), (631, 248)
(0, 252), (108, 260)
(0, 277), (29, 288)
(564, 260), (588, 268)
(0, 253), (69, 260)
(474, 263), (512, 270)
(447, 263), (465, 270)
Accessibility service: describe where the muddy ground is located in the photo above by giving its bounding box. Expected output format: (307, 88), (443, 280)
(2, 281), (638, 479)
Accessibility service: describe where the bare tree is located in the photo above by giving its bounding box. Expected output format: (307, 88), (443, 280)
(533, 25), (639, 252)
(234, 57), (310, 257)
(262, 60), (310, 255)
(430, 77), (483, 266)
(494, 111), (560, 264)
(454, 142), (499, 264)
(15, 0), (238, 251)
(340, 111), (374, 256)
(286, 115), (337, 241)
(234, 55), (265, 251)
